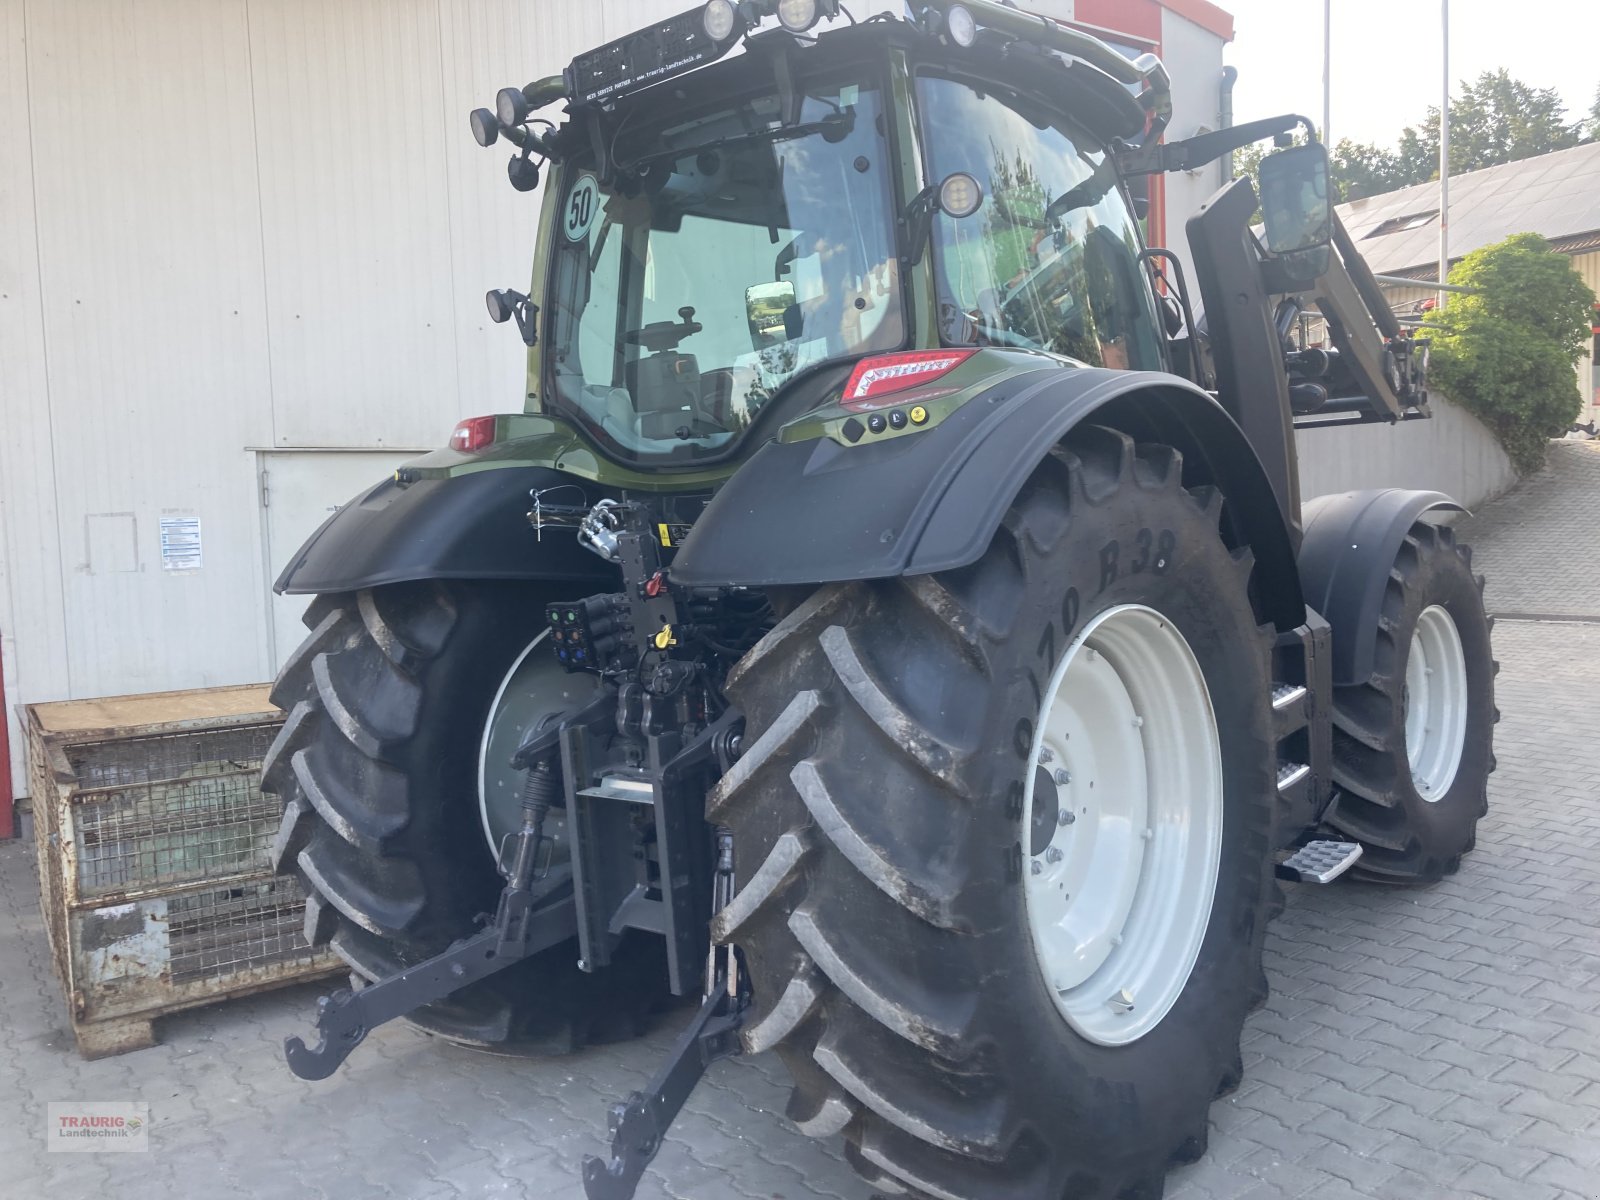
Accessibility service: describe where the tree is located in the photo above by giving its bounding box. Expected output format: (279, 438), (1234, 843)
(1393, 124), (1435, 187)
(1229, 70), (1592, 201)
(1391, 70), (1583, 181)
(1426, 233), (1597, 471)
(1588, 85), (1600, 141)
(1329, 139), (1405, 200)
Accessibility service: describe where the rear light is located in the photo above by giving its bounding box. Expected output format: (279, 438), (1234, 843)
(449, 415), (498, 452)
(841, 349), (975, 409)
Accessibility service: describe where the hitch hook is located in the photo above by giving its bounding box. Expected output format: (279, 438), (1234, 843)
(580, 976), (747, 1200)
(283, 989), (369, 1081)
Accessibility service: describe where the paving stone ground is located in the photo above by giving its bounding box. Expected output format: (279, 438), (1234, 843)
(3, 442), (1598, 1200)
(1456, 440), (1600, 619)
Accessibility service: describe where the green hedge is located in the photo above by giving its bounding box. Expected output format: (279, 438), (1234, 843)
(1425, 233), (1596, 473)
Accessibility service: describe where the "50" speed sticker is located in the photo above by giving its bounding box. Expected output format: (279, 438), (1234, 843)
(564, 174), (599, 242)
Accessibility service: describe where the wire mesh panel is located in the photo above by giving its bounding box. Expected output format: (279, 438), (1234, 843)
(66, 724), (281, 789)
(167, 876), (321, 985)
(69, 731), (283, 900)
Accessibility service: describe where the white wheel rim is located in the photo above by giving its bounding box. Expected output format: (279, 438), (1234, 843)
(1404, 604), (1468, 802)
(1022, 604), (1224, 1047)
(478, 631), (604, 858)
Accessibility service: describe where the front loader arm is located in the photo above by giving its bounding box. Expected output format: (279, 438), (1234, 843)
(1302, 212), (1426, 421)
(1185, 171), (1433, 537)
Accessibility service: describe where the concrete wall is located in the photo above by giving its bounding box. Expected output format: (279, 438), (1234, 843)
(1295, 392), (1517, 510)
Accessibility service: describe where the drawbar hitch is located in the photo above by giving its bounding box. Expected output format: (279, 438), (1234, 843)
(582, 828), (749, 1200)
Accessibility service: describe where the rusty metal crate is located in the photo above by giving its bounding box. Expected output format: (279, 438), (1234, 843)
(25, 686), (341, 1058)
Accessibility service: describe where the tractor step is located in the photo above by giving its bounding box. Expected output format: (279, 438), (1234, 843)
(1276, 839), (1363, 884)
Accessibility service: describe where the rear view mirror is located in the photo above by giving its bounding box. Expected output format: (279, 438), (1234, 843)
(746, 282), (796, 349)
(1259, 143), (1332, 278)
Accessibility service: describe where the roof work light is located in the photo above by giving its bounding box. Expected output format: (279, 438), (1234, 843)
(776, 0), (821, 31)
(702, 0), (737, 41)
(943, 3), (977, 47)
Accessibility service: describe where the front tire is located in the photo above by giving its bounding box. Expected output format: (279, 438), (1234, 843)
(1327, 521), (1495, 882)
(711, 429), (1280, 1199)
(265, 580), (666, 1054)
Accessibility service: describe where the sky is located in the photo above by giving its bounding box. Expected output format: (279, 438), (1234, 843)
(1223, 0), (1597, 150)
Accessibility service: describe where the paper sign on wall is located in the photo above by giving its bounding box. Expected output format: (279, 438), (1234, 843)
(159, 516), (203, 572)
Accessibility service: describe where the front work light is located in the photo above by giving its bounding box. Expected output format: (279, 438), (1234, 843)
(702, 0), (737, 41)
(776, 0), (820, 32)
(469, 108), (499, 148)
(938, 172), (983, 218)
(496, 86), (530, 127)
(485, 289), (518, 323)
(944, 3), (977, 47)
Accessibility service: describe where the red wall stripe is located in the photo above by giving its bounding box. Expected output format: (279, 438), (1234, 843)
(0, 633), (12, 840)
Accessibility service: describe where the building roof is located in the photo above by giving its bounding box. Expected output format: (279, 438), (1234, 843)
(1161, 0), (1234, 41)
(1336, 140), (1600, 281)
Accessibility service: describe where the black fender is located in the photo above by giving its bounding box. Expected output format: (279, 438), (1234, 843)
(274, 465), (617, 595)
(1298, 488), (1466, 686)
(670, 368), (1305, 631)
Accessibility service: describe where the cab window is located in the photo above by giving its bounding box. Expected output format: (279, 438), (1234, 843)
(915, 73), (1163, 371)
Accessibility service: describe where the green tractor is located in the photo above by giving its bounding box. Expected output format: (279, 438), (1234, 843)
(268, 3), (1496, 1197)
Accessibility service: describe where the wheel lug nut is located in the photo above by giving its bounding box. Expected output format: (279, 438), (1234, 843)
(1038, 747), (1055, 764)
(1045, 847), (1063, 863)
(1107, 988), (1135, 1014)
(1131, 715), (1144, 728)
(1030, 860), (1042, 875)
(1058, 810), (1075, 827)
(1053, 768), (1071, 785)
(1141, 827), (1153, 841)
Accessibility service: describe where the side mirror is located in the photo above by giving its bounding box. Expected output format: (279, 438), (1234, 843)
(1259, 143), (1332, 279)
(746, 282), (797, 349)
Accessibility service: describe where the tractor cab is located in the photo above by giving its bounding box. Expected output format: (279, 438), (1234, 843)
(480, 2), (1178, 469)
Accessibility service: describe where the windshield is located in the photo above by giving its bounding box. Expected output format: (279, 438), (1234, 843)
(917, 73), (1163, 370)
(543, 79), (904, 462)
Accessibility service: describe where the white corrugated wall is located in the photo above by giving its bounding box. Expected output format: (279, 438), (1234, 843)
(0, 0), (690, 793)
(1576, 249), (1598, 421)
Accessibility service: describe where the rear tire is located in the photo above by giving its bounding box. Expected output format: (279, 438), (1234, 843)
(1327, 521), (1495, 882)
(265, 580), (667, 1054)
(711, 429), (1279, 1199)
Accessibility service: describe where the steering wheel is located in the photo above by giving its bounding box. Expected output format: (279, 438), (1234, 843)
(625, 306), (703, 352)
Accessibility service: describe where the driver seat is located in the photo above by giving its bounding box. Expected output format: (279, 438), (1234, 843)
(625, 351), (702, 439)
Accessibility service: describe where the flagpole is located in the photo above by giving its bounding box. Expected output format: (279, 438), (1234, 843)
(1322, 0), (1332, 146)
(1438, 0), (1450, 305)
